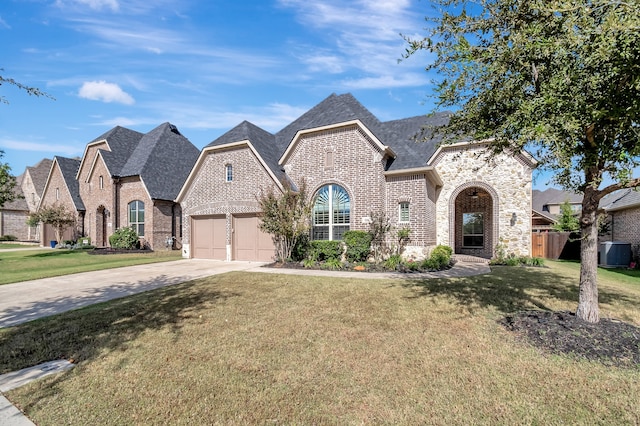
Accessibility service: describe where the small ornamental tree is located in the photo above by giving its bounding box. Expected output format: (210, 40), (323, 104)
(552, 201), (580, 233)
(27, 203), (75, 244)
(257, 179), (312, 263)
(368, 211), (392, 263)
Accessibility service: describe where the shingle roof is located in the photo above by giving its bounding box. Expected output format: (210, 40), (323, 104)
(203, 93), (456, 178)
(2, 173), (28, 211)
(54, 156), (84, 211)
(119, 123), (200, 201)
(275, 93), (382, 148)
(207, 121), (284, 181)
(380, 113), (452, 171)
(26, 158), (53, 196)
(91, 126), (144, 177)
(601, 188), (640, 211)
(532, 188), (582, 216)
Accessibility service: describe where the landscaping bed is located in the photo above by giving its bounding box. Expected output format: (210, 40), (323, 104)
(501, 310), (640, 368)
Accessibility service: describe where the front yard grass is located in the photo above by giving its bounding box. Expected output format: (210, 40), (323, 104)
(1, 260), (638, 424)
(0, 249), (182, 285)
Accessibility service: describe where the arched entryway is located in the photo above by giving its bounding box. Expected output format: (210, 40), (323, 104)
(449, 183), (499, 259)
(96, 205), (108, 247)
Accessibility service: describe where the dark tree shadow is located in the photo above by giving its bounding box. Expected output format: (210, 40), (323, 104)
(0, 275), (238, 375)
(402, 265), (639, 316)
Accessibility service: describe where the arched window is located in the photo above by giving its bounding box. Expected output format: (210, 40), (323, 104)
(312, 184), (350, 240)
(128, 200), (145, 236)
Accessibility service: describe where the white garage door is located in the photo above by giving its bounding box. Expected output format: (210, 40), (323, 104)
(233, 215), (275, 262)
(191, 215), (226, 260)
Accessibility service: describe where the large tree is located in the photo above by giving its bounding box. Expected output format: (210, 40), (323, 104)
(0, 151), (19, 208)
(405, 0), (640, 322)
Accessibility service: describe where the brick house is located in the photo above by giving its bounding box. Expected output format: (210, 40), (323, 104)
(178, 93), (535, 261)
(600, 189), (640, 250)
(0, 158), (52, 241)
(38, 123), (199, 250)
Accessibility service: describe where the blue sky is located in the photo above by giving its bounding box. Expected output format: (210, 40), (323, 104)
(1, 0), (556, 188)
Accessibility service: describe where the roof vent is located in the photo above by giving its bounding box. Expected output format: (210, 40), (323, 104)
(169, 124), (181, 136)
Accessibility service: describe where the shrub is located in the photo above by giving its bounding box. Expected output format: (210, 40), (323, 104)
(323, 258), (343, 270)
(302, 258), (316, 268)
(291, 233), (310, 262)
(384, 254), (403, 271)
(343, 230), (372, 262)
(109, 227), (140, 249)
(395, 227), (411, 255)
(0, 235), (18, 241)
(308, 240), (343, 261)
(422, 245), (452, 270)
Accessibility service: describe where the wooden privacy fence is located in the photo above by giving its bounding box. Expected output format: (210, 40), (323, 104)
(531, 232), (581, 260)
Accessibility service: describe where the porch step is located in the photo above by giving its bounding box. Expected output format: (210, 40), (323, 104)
(452, 254), (490, 264)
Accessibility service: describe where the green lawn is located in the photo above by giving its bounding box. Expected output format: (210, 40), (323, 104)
(0, 243), (39, 250)
(1, 260), (638, 424)
(0, 249), (182, 285)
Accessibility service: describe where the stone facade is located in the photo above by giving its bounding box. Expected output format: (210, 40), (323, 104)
(431, 144), (533, 257)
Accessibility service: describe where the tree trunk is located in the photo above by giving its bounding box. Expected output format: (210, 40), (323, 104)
(576, 185), (600, 323)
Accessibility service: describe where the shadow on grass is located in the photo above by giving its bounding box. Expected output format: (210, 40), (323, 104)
(28, 250), (77, 258)
(0, 275), (237, 374)
(403, 265), (638, 315)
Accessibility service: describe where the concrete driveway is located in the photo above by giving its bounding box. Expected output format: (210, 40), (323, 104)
(0, 259), (266, 328)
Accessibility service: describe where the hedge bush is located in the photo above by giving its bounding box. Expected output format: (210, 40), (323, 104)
(109, 227), (140, 249)
(343, 230), (372, 262)
(308, 240), (343, 261)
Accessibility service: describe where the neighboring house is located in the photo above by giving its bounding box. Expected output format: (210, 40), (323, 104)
(38, 123), (200, 250)
(0, 158), (52, 240)
(38, 156), (84, 244)
(178, 93), (535, 261)
(600, 189), (640, 249)
(532, 188), (583, 231)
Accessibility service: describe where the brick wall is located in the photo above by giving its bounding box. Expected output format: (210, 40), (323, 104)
(385, 174), (437, 247)
(78, 152), (114, 247)
(180, 145), (281, 257)
(0, 210), (30, 240)
(611, 207), (640, 250)
(284, 126), (387, 232)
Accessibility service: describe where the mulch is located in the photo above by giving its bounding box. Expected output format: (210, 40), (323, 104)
(500, 310), (640, 368)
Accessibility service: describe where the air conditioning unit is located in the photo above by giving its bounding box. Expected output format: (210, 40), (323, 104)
(599, 241), (631, 268)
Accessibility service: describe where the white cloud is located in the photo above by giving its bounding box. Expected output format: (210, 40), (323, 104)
(0, 16), (10, 29)
(0, 138), (80, 156)
(56, 0), (120, 12)
(78, 81), (135, 105)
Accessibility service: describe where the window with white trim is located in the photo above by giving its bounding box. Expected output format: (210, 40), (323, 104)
(128, 200), (145, 237)
(462, 212), (484, 247)
(399, 202), (410, 223)
(225, 164), (233, 182)
(312, 184), (350, 240)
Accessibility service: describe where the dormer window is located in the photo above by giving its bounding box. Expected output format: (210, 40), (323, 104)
(225, 164), (233, 182)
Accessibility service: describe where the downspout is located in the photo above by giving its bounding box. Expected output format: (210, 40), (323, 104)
(113, 177), (120, 230)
